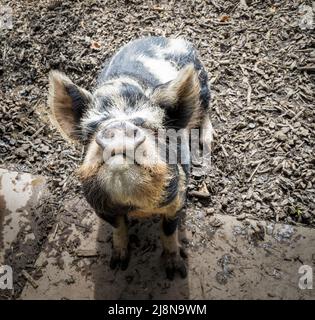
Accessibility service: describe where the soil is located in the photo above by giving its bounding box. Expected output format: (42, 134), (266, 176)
(0, 0), (314, 299)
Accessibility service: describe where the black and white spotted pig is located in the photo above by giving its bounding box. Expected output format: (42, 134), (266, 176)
(48, 37), (213, 279)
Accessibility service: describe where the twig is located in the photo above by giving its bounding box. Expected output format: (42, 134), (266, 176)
(31, 125), (45, 139)
(247, 160), (264, 183)
(52, 223), (59, 239)
(298, 65), (315, 72)
(247, 82), (252, 106)
(219, 60), (230, 65)
(152, 6), (165, 12)
(77, 249), (99, 258)
(21, 270), (38, 289)
(291, 109), (304, 122)
(221, 144), (229, 157)
(189, 191), (210, 199)
(66, 154), (81, 161)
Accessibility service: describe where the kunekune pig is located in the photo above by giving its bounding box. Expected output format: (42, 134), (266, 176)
(49, 37), (213, 279)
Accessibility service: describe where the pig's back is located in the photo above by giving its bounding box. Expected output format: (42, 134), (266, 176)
(98, 37), (204, 89)
(97, 37), (210, 110)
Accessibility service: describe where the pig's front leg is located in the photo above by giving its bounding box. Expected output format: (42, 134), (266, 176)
(110, 215), (130, 270)
(161, 215), (187, 280)
(201, 113), (214, 155)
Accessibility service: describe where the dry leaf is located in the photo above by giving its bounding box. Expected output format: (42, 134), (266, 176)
(152, 5), (165, 11)
(90, 40), (101, 50)
(199, 181), (210, 195)
(219, 15), (230, 23)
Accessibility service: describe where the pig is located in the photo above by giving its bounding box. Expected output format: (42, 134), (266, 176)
(48, 37), (212, 279)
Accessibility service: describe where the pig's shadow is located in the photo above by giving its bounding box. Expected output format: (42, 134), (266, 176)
(92, 217), (189, 299)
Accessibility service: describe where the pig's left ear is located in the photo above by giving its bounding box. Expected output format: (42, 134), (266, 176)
(48, 70), (92, 142)
(151, 64), (201, 129)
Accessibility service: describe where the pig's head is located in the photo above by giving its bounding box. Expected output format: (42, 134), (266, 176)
(48, 65), (201, 208)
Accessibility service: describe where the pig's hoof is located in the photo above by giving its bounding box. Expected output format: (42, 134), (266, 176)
(162, 250), (187, 280)
(110, 248), (130, 271)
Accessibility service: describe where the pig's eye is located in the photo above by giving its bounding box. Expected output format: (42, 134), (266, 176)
(131, 117), (145, 127)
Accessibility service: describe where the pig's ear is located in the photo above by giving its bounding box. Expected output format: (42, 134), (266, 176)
(48, 70), (92, 142)
(151, 64), (201, 129)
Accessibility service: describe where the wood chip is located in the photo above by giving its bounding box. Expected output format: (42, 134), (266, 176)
(21, 270), (38, 289)
(189, 191), (210, 199)
(76, 249), (99, 257)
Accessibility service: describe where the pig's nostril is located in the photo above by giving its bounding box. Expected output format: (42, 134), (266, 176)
(126, 128), (138, 138)
(96, 130), (116, 149)
(135, 135), (146, 148)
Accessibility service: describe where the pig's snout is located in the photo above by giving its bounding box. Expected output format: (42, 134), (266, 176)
(96, 122), (146, 162)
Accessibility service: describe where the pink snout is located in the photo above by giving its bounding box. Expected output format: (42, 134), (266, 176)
(96, 122), (146, 163)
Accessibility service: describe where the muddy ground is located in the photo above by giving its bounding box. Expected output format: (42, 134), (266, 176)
(0, 0), (314, 299)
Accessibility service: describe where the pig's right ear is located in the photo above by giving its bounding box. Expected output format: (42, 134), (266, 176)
(151, 64), (201, 129)
(48, 70), (92, 142)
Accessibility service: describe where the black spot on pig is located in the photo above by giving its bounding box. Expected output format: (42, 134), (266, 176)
(98, 95), (115, 111)
(162, 216), (179, 236)
(64, 83), (91, 122)
(160, 165), (179, 207)
(131, 117), (145, 126)
(119, 83), (147, 109)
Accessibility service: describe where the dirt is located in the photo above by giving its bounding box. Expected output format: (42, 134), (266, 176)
(0, 170), (52, 299)
(20, 202), (315, 299)
(0, 0), (314, 299)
